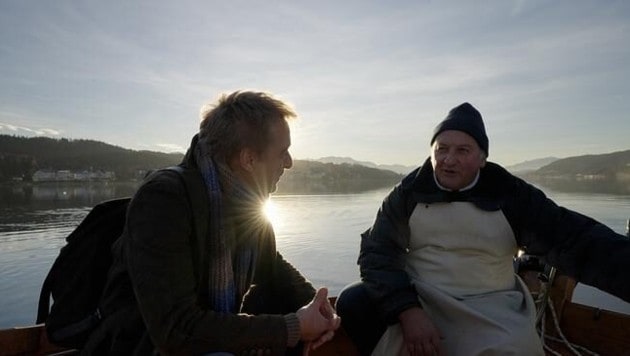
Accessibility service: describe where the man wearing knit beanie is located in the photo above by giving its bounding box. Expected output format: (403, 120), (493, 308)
(337, 102), (630, 356)
(428, 102), (489, 191)
(431, 102), (489, 157)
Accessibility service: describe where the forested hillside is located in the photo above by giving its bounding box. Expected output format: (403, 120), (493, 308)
(0, 135), (403, 193)
(517, 149), (630, 194)
(533, 149), (630, 179)
(278, 159), (402, 194)
(0, 135), (183, 181)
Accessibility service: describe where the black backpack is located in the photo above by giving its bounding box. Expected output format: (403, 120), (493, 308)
(36, 166), (207, 348)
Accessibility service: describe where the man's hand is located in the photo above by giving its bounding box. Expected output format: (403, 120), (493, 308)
(399, 307), (444, 356)
(296, 288), (341, 351)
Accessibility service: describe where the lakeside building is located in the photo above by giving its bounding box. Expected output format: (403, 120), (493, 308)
(32, 169), (116, 182)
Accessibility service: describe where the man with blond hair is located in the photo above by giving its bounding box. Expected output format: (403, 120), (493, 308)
(83, 91), (340, 355)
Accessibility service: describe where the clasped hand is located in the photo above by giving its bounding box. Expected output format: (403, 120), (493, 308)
(296, 287), (341, 354)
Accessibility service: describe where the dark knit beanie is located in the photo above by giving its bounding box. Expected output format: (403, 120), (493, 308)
(430, 102), (489, 156)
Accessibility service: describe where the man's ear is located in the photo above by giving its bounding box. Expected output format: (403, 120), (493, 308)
(238, 148), (257, 172)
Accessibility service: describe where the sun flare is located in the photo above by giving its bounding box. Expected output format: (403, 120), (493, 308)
(263, 199), (280, 228)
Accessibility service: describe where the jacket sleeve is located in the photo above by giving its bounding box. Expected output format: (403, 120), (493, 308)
(125, 172), (291, 355)
(358, 181), (422, 324)
(273, 252), (316, 310)
(241, 246), (315, 316)
(506, 176), (630, 302)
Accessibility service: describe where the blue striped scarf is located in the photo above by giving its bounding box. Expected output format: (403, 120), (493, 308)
(194, 141), (262, 313)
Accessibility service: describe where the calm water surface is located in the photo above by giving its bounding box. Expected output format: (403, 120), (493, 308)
(1, 182), (629, 328)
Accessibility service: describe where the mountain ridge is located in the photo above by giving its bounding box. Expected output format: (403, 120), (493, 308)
(2, 134), (629, 185)
(0, 135), (402, 193)
(504, 157), (559, 173)
(533, 149), (630, 178)
(310, 156), (415, 174)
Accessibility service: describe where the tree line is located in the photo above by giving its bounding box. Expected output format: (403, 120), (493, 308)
(0, 135), (403, 192)
(0, 135), (183, 181)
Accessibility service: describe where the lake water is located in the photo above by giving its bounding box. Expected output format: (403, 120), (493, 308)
(1, 181), (630, 329)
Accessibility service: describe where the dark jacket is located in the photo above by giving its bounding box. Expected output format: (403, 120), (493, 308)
(359, 157), (630, 324)
(83, 137), (315, 355)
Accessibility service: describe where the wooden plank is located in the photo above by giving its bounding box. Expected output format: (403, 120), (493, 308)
(557, 302), (630, 356)
(309, 296), (360, 355)
(0, 322), (357, 356)
(2, 293), (627, 356)
(309, 326), (360, 356)
(0, 324), (71, 356)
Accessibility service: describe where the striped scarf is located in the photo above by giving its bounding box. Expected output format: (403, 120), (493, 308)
(194, 141), (263, 313)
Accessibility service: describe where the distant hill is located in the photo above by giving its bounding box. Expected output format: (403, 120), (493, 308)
(0, 134), (184, 181)
(312, 156), (415, 175)
(4, 135), (628, 194)
(505, 157), (559, 173)
(278, 159), (402, 194)
(519, 150), (630, 194)
(533, 150), (630, 178)
(0, 135), (403, 193)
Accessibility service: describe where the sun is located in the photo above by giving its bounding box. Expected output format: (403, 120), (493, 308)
(263, 199), (280, 227)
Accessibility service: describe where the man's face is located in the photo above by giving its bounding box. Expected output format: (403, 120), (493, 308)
(431, 130), (486, 191)
(251, 119), (293, 196)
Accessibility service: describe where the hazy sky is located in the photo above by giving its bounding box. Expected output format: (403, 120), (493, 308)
(1, 1), (629, 167)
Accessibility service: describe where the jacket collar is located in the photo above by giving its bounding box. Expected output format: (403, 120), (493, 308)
(408, 157), (502, 211)
(181, 134), (201, 170)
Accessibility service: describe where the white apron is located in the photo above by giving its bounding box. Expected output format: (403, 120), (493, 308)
(372, 202), (543, 356)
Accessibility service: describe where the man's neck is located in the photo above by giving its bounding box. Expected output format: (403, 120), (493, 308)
(433, 170), (480, 192)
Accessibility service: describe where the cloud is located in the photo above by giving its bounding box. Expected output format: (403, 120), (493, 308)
(154, 143), (186, 153)
(0, 122), (61, 137)
(1, 1), (628, 167)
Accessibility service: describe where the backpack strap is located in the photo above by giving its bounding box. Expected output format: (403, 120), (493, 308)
(36, 198), (131, 325)
(166, 166), (209, 295)
(37, 260), (53, 323)
(35, 166), (209, 326)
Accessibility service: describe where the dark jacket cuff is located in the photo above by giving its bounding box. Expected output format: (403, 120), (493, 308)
(382, 288), (422, 324)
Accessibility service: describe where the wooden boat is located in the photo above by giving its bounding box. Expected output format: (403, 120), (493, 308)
(1, 270), (629, 356)
(3, 218), (630, 356)
(517, 267), (630, 356)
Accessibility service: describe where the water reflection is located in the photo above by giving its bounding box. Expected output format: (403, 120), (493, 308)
(270, 189), (391, 294)
(0, 182), (140, 210)
(1, 180), (629, 328)
(276, 179), (398, 195)
(524, 176), (630, 195)
(532, 183), (630, 234)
